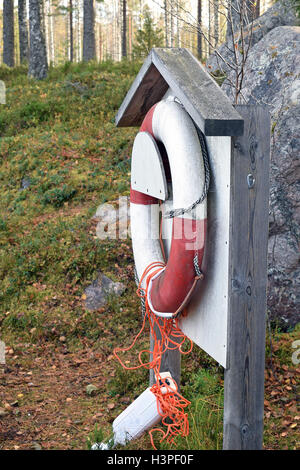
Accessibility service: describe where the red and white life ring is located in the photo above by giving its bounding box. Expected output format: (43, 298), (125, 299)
(130, 98), (207, 318)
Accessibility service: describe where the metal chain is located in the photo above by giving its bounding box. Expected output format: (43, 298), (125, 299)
(164, 129), (210, 219)
(134, 266), (146, 317)
(193, 253), (203, 278)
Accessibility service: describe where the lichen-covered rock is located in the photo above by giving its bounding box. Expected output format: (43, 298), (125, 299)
(206, 0), (297, 75)
(222, 26), (300, 327)
(84, 273), (125, 311)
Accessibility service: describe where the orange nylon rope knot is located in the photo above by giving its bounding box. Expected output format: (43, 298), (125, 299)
(113, 261), (193, 449)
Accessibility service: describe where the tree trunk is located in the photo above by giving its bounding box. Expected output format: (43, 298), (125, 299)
(83, 0), (95, 61)
(18, 0), (29, 63)
(70, 0), (74, 62)
(176, 0), (180, 47)
(164, 0), (169, 47)
(128, 10), (132, 57)
(28, 0), (48, 79)
(197, 0), (202, 60)
(170, 0), (174, 47)
(77, 0), (81, 62)
(208, 0), (212, 55)
(3, 0), (15, 67)
(121, 0), (127, 58)
(214, 0), (219, 48)
(255, 0), (260, 19)
(49, 0), (55, 64)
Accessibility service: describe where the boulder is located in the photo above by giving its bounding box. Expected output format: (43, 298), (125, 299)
(84, 273), (125, 311)
(222, 26), (300, 327)
(206, 0), (297, 75)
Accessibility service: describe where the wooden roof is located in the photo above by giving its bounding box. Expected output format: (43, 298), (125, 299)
(115, 48), (244, 136)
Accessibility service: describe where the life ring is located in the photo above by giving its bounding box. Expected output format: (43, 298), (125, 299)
(130, 98), (207, 318)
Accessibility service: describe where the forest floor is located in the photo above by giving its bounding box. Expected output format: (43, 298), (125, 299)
(0, 61), (299, 450)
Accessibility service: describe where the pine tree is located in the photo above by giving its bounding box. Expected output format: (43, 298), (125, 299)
(197, 0), (202, 60)
(3, 0), (15, 67)
(28, 0), (48, 79)
(18, 0), (29, 63)
(83, 0), (95, 61)
(132, 6), (164, 59)
(121, 0), (127, 58)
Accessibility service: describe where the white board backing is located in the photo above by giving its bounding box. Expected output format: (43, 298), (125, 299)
(131, 131), (168, 200)
(178, 136), (231, 368)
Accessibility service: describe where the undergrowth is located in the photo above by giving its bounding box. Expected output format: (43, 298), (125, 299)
(0, 61), (298, 451)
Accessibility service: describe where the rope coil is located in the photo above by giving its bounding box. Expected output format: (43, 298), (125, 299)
(114, 261), (193, 449)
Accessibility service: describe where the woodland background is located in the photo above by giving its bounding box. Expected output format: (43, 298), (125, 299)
(0, 0), (272, 71)
(0, 0), (299, 452)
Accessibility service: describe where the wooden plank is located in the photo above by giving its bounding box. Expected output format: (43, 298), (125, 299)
(116, 48), (244, 136)
(152, 49), (243, 136)
(149, 321), (181, 392)
(115, 56), (168, 128)
(223, 105), (270, 450)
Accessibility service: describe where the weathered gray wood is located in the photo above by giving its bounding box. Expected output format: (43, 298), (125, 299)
(149, 321), (181, 392)
(223, 105), (270, 450)
(116, 48), (244, 136)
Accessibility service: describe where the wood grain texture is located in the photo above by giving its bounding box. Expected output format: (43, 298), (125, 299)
(116, 48), (244, 136)
(115, 56), (169, 127)
(223, 105), (270, 450)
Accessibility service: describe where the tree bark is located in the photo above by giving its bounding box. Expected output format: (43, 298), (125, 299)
(164, 0), (169, 47)
(170, 0), (174, 47)
(121, 0), (127, 58)
(214, 0), (219, 48)
(28, 0), (48, 79)
(18, 0), (29, 63)
(49, 0), (55, 64)
(255, 0), (260, 19)
(3, 0), (15, 67)
(70, 0), (74, 62)
(208, 0), (212, 55)
(197, 0), (202, 60)
(83, 0), (96, 61)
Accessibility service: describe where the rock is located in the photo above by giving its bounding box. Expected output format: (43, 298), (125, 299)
(221, 26), (300, 327)
(0, 408), (8, 418)
(86, 384), (99, 396)
(84, 273), (125, 311)
(20, 177), (31, 190)
(206, 1), (297, 75)
(31, 442), (42, 451)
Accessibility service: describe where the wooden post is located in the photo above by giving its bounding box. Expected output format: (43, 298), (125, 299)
(149, 321), (181, 391)
(223, 106), (270, 450)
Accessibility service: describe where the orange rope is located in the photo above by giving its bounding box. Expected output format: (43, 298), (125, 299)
(113, 261), (193, 449)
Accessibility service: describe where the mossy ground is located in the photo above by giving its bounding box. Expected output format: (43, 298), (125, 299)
(0, 62), (298, 450)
